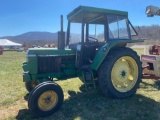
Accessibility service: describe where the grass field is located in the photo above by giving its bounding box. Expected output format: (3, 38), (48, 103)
(0, 49), (160, 120)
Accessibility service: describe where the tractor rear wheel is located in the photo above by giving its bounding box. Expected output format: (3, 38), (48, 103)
(28, 82), (64, 117)
(98, 47), (142, 98)
(25, 80), (38, 92)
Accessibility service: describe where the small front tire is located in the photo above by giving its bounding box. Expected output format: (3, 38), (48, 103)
(28, 82), (64, 117)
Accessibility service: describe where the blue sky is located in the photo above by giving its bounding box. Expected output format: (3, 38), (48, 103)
(0, 0), (160, 37)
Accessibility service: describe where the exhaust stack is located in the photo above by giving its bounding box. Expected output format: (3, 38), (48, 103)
(58, 15), (65, 49)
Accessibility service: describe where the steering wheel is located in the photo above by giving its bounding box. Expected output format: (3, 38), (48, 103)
(88, 36), (98, 42)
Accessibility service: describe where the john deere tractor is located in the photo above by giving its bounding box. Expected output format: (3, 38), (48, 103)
(22, 6), (143, 117)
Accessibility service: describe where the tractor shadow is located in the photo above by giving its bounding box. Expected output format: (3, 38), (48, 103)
(154, 80), (160, 90)
(16, 85), (160, 120)
(141, 79), (160, 90)
(16, 109), (36, 120)
(16, 93), (36, 120)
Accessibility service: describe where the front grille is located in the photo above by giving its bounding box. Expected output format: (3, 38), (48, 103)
(38, 56), (61, 74)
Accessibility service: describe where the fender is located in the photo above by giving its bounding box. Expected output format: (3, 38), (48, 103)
(91, 40), (144, 70)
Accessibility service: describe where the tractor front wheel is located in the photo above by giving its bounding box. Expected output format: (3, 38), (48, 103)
(28, 82), (64, 117)
(98, 47), (142, 98)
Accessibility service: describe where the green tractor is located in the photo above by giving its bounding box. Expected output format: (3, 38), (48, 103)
(22, 6), (143, 117)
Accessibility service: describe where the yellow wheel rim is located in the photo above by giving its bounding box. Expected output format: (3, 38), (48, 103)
(111, 56), (138, 92)
(38, 90), (58, 111)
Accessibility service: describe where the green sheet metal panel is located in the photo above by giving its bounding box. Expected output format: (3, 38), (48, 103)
(24, 48), (76, 74)
(27, 48), (76, 56)
(91, 40), (144, 70)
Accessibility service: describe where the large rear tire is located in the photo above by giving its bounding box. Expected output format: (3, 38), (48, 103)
(98, 47), (142, 98)
(28, 82), (64, 117)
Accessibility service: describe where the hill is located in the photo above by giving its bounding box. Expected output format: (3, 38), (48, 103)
(1, 25), (160, 46)
(0, 32), (58, 46)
